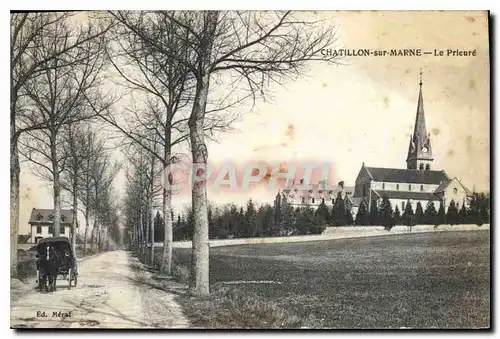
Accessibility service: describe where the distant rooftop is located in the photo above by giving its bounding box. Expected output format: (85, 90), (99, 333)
(28, 208), (75, 225)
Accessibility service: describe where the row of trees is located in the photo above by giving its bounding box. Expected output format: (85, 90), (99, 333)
(11, 13), (122, 277)
(149, 192), (491, 242)
(355, 193), (490, 228)
(153, 199), (327, 242)
(111, 10), (341, 296)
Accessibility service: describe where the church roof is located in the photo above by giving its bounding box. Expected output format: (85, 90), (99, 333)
(434, 179), (452, 193)
(373, 190), (440, 201)
(365, 166), (449, 185)
(434, 177), (473, 196)
(413, 82), (428, 147)
(349, 196), (366, 207)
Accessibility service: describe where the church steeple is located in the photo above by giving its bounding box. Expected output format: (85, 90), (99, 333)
(406, 70), (434, 170)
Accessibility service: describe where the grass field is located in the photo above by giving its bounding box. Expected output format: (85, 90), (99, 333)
(170, 231), (490, 329)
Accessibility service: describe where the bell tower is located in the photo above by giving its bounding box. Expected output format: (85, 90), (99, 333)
(406, 70), (434, 170)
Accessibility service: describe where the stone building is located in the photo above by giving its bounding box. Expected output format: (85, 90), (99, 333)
(353, 73), (472, 213)
(282, 180), (362, 218)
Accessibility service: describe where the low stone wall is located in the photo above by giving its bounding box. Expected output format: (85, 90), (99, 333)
(155, 223), (488, 249)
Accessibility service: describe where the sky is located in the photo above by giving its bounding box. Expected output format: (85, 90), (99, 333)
(17, 11), (490, 235)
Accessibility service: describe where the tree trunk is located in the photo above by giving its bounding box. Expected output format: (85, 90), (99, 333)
(83, 210), (89, 256)
(188, 73), (212, 296)
(151, 204), (155, 266)
(90, 219), (97, 252)
(71, 180), (78, 257)
(51, 130), (62, 237)
(102, 228), (107, 251)
(187, 11), (219, 296)
(160, 112), (173, 274)
(139, 209), (144, 259)
(10, 132), (20, 278)
(160, 165), (173, 274)
(145, 203), (150, 264)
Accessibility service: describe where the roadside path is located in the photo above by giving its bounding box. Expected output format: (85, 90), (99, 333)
(10, 250), (190, 329)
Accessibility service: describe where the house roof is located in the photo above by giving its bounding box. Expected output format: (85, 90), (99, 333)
(284, 183), (354, 198)
(28, 208), (75, 225)
(365, 167), (449, 185)
(373, 190), (440, 201)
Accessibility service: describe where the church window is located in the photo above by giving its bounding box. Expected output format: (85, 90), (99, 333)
(61, 227), (65, 234)
(402, 201), (405, 210)
(49, 226), (54, 234)
(453, 188), (458, 194)
(425, 164), (430, 171)
(420, 185), (424, 192)
(312, 198), (315, 204)
(301, 197), (305, 204)
(408, 185), (411, 191)
(419, 163), (424, 170)
(382, 183), (385, 190)
(36, 226), (42, 234)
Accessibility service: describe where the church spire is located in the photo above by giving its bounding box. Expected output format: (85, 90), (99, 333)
(413, 69), (427, 145)
(406, 69), (433, 170)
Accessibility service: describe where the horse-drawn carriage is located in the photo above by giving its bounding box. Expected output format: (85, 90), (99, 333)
(35, 236), (78, 292)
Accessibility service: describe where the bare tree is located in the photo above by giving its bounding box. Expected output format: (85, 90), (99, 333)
(17, 15), (109, 239)
(104, 11), (239, 274)
(88, 145), (120, 253)
(60, 123), (94, 253)
(95, 186), (120, 251)
(122, 140), (163, 261)
(122, 11), (341, 295)
(76, 129), (105, 255)
(10, 12), (111, 276)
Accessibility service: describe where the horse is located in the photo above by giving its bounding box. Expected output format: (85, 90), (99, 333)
(38, 244), (62, 292)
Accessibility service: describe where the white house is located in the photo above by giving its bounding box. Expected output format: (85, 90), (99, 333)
(28, 208), (75, 243)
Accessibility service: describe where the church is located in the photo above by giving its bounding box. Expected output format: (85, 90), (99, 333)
(353, 72), (472, 214)
(280, 72), (472, 219)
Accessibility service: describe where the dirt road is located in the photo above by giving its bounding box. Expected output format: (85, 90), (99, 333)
(10, 251), (190, 329)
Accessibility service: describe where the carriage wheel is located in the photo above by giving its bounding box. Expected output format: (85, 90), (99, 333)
(67, 269), (72, 290)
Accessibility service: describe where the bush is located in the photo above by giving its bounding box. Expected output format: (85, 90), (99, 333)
(17, 257), (37, 281)
(309, 224), (327, 235)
